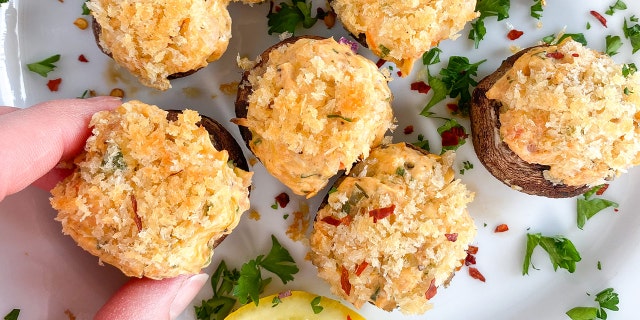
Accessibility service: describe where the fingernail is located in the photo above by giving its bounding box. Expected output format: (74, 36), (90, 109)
(169, 273), (209, 319)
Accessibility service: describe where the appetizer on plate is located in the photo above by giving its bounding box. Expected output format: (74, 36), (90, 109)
(310, 143), (476, 315)
(50, 101), (252, 279)
(329, 0), (478, 76)
(234, 36), (394, 198)
(89, 0), (232, 90)
(471, 38), (640, 197)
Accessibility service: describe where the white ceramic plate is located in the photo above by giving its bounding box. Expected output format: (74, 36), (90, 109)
(2, 0), (639, 319)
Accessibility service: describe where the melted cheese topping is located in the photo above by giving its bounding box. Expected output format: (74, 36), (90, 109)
(240, 37), (394, 198)
(310, 144), (476, 315)
(487, 39), (640, 186)
(51, 101), (252, 279)
(331, 0), (478, 75)
(89, 0), (231, 90)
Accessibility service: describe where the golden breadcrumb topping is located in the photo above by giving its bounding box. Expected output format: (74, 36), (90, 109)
(310, 144), (476, 315)
(487, 39), (640, 187)
(51, 101), (252, 279)
(331, 0), (478, 75)
(89, 0), (231, 90)
(237, 37), (394, 198)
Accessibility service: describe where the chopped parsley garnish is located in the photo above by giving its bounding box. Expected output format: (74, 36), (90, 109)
(522, 233), (581, 275)
(3, 309), (19, 320)
(542, 33), (588, 46)
(82, 0), (90, 15)
(624, 87), (633, 95)
(310, 296), (324, 314)
(413, 134), (430, 152)
(604, 35), (623, 56)
(194, 236), (299, 319)
(267, 0), (317, 35)
(327, 114), (353, 122)
(566, 288), (620, 320)
(26, 54), (61, 77)
(577, 185), (618, 230)
(468, 0), (511, 48)
(622, 17), (640, 54)
(378, 45), (391, 58)
(530, 0), (544, 20)
(605, 0), (627, 15)
(622, 63), (637, 77)
(271, 200), (278, 209)
(459, 160), (474, 175)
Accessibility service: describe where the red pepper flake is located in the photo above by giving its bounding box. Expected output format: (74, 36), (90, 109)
(354, 261), (368, 276)
(466, 245), (479, 255)
(78, 54), (89, 63)
(545, 52), (565, 59)
(425, 278), (437, 300)
(396, 71), (402, 77)
(340, 265), (352, 295)
(275, 192), (290, 208)
(572, 53), (580, 57)
(494, 224), (509, 233)
(403, 125), (414, 135)
(441, 126), (468, 147)
(590, 10), (607, 27)
(446, 103), (459, 113)
(47, 78), (62, 92)
(595, 184), (609, 195)
(468, 267), (486, 282)
(369, 204), (395, 223)
(465, 252), (477, 266)
(376, 58), (387, 68)
(507, 29), (524, 40)
(614, 208), (619, 213)
(347, 316), (352, 320)
(445, 233), (458, 242)
(410, 81), (431, 94)
(321, 216), (342, 227)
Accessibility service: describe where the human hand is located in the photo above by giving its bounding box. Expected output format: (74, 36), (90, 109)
(0, 97), (208, 320)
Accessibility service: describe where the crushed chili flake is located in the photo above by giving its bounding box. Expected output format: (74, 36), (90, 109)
(355, 261), (368, 276)
(441, 126), (468, 147)
(507, 29), (524, 40)
(425, 278), (437, 300)
(403, 125), (414, 135)
(614, 208), (619, 213)
(596, 184), (609, 195)
(340, 265), (352, 295)
(465, 253), (477, 266)
(275, 192), (290, 208)
(397, 71), (402, 77)
(545, 52), (565, 59)
(47, 78), (62, 92)
(131, 195), (142, 232)
(572, 53), (580, 57)
(468, 267), (486, 282)
(321, 216), (342, 226)
(494, 224), (509, 233)
(466, 245), (479, 255)
(78, 54), (89, 62)
(410, 81), (431, 94)
(369, 204), (395, 223)
(446, 103), (459, 113)
(590, 10), (607, 27)
(445, 233), (458, 242)
(376, 58), (387, 68)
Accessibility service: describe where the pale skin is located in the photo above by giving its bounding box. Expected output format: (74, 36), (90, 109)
(0, 97), (207, 320)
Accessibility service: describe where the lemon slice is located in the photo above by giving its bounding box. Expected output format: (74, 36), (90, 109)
(225, 290), (365, 320)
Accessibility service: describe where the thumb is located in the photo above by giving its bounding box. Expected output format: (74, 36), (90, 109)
(95, 273), (209, 320)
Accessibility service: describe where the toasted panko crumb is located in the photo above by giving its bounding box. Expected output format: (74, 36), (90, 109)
(51, 101), (252, 279)
(286, 202), (310, 244)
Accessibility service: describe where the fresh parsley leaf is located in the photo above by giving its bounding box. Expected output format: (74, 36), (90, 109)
(623, 18), (640, 54)
(468, 0), (511, 48)
(3, 309), (19, 320)
(421, 75), (448, 115)
(531, 0), (544, 19)
(542, 33), (588, 46)
(258, 235), (299, 284)
(310, 296), (324, 314)
(26, 54), (61, 77)
(413, 134), (431, 152)
(595, 288), (620, 312)
(577, 186), (619, 229)
(605, 0), (627, 15)
(422, 47), (442, 66)
(267, 0), (317, 35)
(523, 233), (581, 275)
(195, 261), (238, 320)
(622, 63), (637, 77)
(234, 260), (265, 305)
(605, 35), (623, 56)
(0, 0), (9, 5)
(82, 0), (90, 15)
(567, 306), (599, 320)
